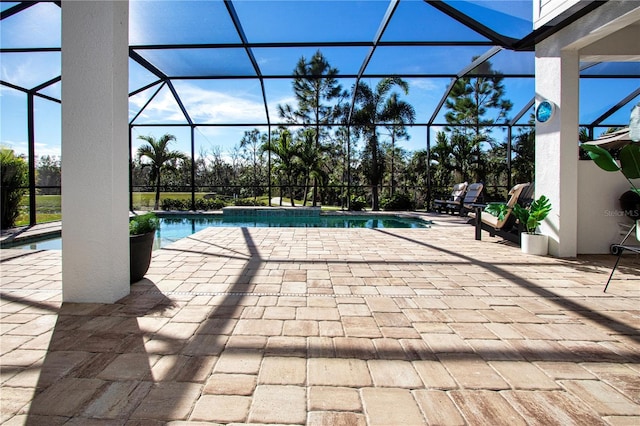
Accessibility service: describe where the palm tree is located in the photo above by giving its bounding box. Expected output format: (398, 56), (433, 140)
(277, 51), (346, 206)
(295, 129), (331, 206)
(383, 92), (415, 196)
(137, 133), (187, 210)
(352, 77), (413, 210)
(262, 128), (298, 206)
(239, 129), (263, 201)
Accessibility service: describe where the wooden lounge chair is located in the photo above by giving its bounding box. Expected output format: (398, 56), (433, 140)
(434, 182), (468, 214)
(470, 183), (533, 243)
(604, 220), (640, 292)
(449, 182), (484, 216)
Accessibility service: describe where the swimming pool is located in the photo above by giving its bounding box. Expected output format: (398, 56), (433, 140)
(3, 214), (431, 250)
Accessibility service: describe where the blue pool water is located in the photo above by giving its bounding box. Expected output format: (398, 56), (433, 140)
(4, 214), (431, 250)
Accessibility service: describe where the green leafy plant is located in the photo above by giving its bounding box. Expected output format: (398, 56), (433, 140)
(581, 143), (640, 195)
(381, 193), (414, 211)
(512, 195), (552, 234)
(1, 148), (28, 229)
(129, 212), (159, 235)
(484, 202), (510, 221)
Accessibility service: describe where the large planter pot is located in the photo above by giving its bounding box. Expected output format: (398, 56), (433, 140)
(130, 231), (155, 283)
(521, 233), (548, 255)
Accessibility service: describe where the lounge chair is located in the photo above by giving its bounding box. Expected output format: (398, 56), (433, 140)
(604, 220), (640, 292)
(470, 183), (533, 243)
(449, 182), (484, 216)
(434, 182), (468, 214)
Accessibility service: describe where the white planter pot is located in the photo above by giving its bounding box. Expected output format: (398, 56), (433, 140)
(521, 233), (548, 255)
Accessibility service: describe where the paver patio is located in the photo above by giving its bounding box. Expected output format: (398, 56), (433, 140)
(1, 214), (639, 425)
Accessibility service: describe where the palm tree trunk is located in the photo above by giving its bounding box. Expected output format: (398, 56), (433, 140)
(154, 172), (161, 210)
(303, 177), (309, 207)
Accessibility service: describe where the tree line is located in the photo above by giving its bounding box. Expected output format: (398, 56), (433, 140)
(132, 51), (535, 210)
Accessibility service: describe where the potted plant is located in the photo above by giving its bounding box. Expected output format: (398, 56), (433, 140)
(129, 212), (159, 283)
(512, 195), (552, 255)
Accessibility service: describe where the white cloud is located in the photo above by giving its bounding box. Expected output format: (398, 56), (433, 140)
(407, 78), (439, 92)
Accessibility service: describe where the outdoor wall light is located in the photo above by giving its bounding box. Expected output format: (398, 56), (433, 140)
(535, 100), (556, 123)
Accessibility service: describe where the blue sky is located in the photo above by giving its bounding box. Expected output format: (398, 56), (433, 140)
(1, 1), (638, 161)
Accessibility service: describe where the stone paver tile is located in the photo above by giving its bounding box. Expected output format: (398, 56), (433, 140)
(283, 320), (319, 336)
(372, 338), (405, 360)
(438, 353), (509, 390)
(203, 373), (256, 395)
(484, 322), (524, 339)
(373, 312), (411, 327)
(181, 334), (227, 356)
(132, 382), (202, 420)
(258, 356), (306, 385)
(467, 338), (526, 361)
(338, 303), (372, 316)
(535, 361), (596, 380)
(263, 306), (296, 320)
(0, 387), (35, 421)
(308, 337), (336, 358)
(319, 320), (344, 337)
(449, 389), (527, 426)
(400, 339), (435, 361)
(421, 332), (472, 353)
(307, 411), (366, 426)
(449, 323), (497, 339)
(368, 359), (423, 388)
(560, 380), (640, 416)
(248, 385), (306, 424)
(413, 390), (465, 425)
(0, 349), (46, 367)
(225, 335), (267, 350)
(190, 395), (251, 423)
(214, 349), (263, 374)
(97, 353), (154, 380)
(413, 360), (458, 389)
(502, 390), (607, 426)
(490, 361), (560, 390)
(361, 388), (426, 426)
(334, 337), (377, 359)
(296, 307), (340, 321)
(265, 336), (307, 357)
(365, 297), (401, 312)
(82, 381), (153, 419)
(308, 386), (362, 411)
(233, 319), (283, 336)
(582, 363), (640, 403)
(308, 358), (372, 387)
(28, 377), (104, 416)
(156, 322), (200, 340)
(152, 354), (216, 383)
(342, 316), (383, 338)
(603, 415), (640, 425)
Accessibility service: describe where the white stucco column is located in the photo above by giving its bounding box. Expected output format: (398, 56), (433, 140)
(61, 1), (130, 302)
(535, 45), (579, 258)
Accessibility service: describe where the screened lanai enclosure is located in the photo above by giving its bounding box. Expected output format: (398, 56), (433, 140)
(2, 0), (639, 225)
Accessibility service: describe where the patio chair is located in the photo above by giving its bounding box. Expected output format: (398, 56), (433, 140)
(434, 182), (468, 214)
(604, 220), (640, 292)
(448, 182), (484, 216)
(469, 183), (532, 243)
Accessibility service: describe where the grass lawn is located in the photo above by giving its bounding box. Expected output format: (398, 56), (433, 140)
(13, 193), (338, 226)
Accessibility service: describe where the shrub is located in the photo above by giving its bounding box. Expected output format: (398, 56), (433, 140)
(129, 212), (159, 235)
(1, 149), (28, 229)
(234, 198), (266, 206)
(380, 193), (414, 211)
(349, 196), (367, 211)
(195, 197), (226, 210)
(161, 198), (189, 211)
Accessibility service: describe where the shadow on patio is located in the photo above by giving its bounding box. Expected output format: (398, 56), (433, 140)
(1, 222), (639, 424)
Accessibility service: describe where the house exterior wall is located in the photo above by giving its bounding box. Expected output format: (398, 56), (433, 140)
(535, 0), (640, 256)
